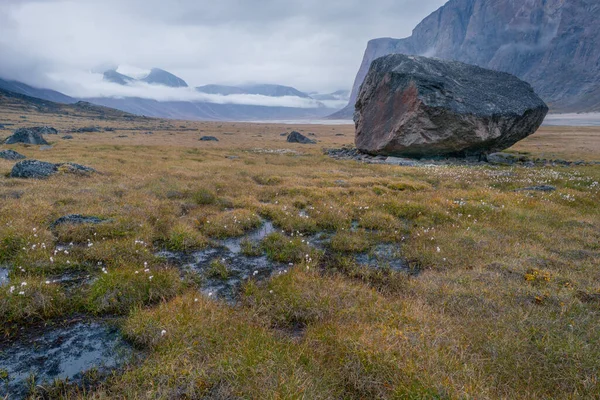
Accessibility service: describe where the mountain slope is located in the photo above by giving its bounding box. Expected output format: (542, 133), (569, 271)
(0, 87), (139, 120)
(0, 78), (76, 105)
(336, 0), (600, 118)
(103, 69), (135, 85)
(141, 68), (188, 88)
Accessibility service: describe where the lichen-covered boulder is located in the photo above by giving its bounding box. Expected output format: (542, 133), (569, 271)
(354, 54), (549, 158)
(10, 160), (95, 179)
(5, 128), (50, 145)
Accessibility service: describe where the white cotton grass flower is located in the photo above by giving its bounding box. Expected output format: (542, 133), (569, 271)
(161, 329), (167, 336)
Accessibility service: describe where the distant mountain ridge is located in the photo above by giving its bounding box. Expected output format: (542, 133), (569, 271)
(196, 83), (311, 98)
(334, 0), (600, 118)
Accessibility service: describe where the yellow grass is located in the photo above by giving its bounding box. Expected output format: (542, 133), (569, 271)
(0, 106), (599, 399)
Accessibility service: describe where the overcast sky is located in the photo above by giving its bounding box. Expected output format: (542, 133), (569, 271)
(0, 0), (447, 100)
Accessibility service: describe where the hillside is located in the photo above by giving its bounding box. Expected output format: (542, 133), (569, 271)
(335, 0), (600, 118)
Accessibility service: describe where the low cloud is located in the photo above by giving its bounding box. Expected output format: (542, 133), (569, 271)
(48, 71), (341, 108)
(0, 0), (447, 97)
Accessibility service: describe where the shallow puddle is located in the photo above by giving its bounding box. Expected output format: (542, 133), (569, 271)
(219, 220), (276, 253)
(0, 321), (133, 399)
(355, 244), (408, 271)
(158, 221), (286, 302)
(0, 267), (8, 286)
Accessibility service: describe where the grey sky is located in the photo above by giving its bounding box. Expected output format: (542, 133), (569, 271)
(0, 0), (447, 97)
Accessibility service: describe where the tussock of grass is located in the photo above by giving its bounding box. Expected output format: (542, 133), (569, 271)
(197, 209), (262, 239)
(0, 278), (69, 327)
(261, 232), (318, 264)
(86, 266), (183, 315)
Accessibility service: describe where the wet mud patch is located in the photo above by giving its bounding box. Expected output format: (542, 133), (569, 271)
(354, 244), (409, 271)
(157, 221), (286, 302)
(0, 319), (134, 399)
(0, 267), (8, 286)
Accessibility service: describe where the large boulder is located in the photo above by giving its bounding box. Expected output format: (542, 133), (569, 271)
(287, 131), (316, 144)
(5, 128), (50, 145)
(10, 160), (95, 179)
(354, 54), (549, 158)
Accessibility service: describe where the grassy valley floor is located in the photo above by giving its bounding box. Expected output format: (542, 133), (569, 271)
(0, 109), (599, 399)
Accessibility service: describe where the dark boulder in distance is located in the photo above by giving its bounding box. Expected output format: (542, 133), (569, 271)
(0, 149), (26, 160)
(199, 136), (219, 141)
(287, 131), (316, 144)
(354, 54), (548, 158)
(5, 128), (50, 145)
(10, 160), (95, 179)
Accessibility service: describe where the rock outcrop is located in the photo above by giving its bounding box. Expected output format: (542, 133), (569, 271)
(10, 160), (95, 179)
(0, 149), (26, 160)
(336, 0), (600, 118)
(354, 54), (548, 158)
(4, 128), (50, 145)
(287, 131), (316, 144)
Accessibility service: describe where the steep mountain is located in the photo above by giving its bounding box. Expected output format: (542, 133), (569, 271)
(141, 68), (188, 88)
(103, 69), (135, 85)
(335, 0), (600, 118)
(0, 78), (76, 104)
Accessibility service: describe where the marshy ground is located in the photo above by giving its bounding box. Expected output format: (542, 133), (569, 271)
(0, 109), (599, 399)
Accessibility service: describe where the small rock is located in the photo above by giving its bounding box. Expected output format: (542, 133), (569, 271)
(384, 156), (421, 167)
(50, 214), (106, 229)
(226, 155), (240, 160)
(144, 131), (154, 135)
(62, 135), (74, 140)
(486, 153), (528, 165)
(75, 126), (101, 133)
(35, 126), (59, 135)
(4, 128), (49, 145)
(514, 185), (556, 192)
(308, 132), (316, 136)
(200, 136), (219, 141)
(40, 145), (53, 151)
(287, 131), (316, 144)
(0, 149), (26, 160)
(280, 133), (288, 136)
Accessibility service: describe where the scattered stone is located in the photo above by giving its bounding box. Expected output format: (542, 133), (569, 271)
(280, 133), (288, 136)
(104, 127), (115, 132)
(144, 131), (154, 135)
(40, 145), (53, 151)
(335, 133), (345, 136)
(486, 152), (529, 165)
(514, 185), (556, 192)
(35, 126), (59, 135)
(10, 160), (95, 179)
(384, 156), (422, 167)
(308, 132), (316, 136)
(226, 155), (240, 160)
(287, 131), (316, 144)
(75, 126), (101, 133)
(4, 128), (50, 145)
(116, 135), (128, 138)
(62, 135), (74, 140)
(355, 54), (548, 157)
(0, 149), (26, 160)
(51, 214), (107, 229)
(200, 136), (219, 141)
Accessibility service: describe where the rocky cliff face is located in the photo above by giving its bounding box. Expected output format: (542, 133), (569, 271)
(337, 0), (600, 117)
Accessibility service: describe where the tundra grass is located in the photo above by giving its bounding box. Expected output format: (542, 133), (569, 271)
(0, 111), (599, 398)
